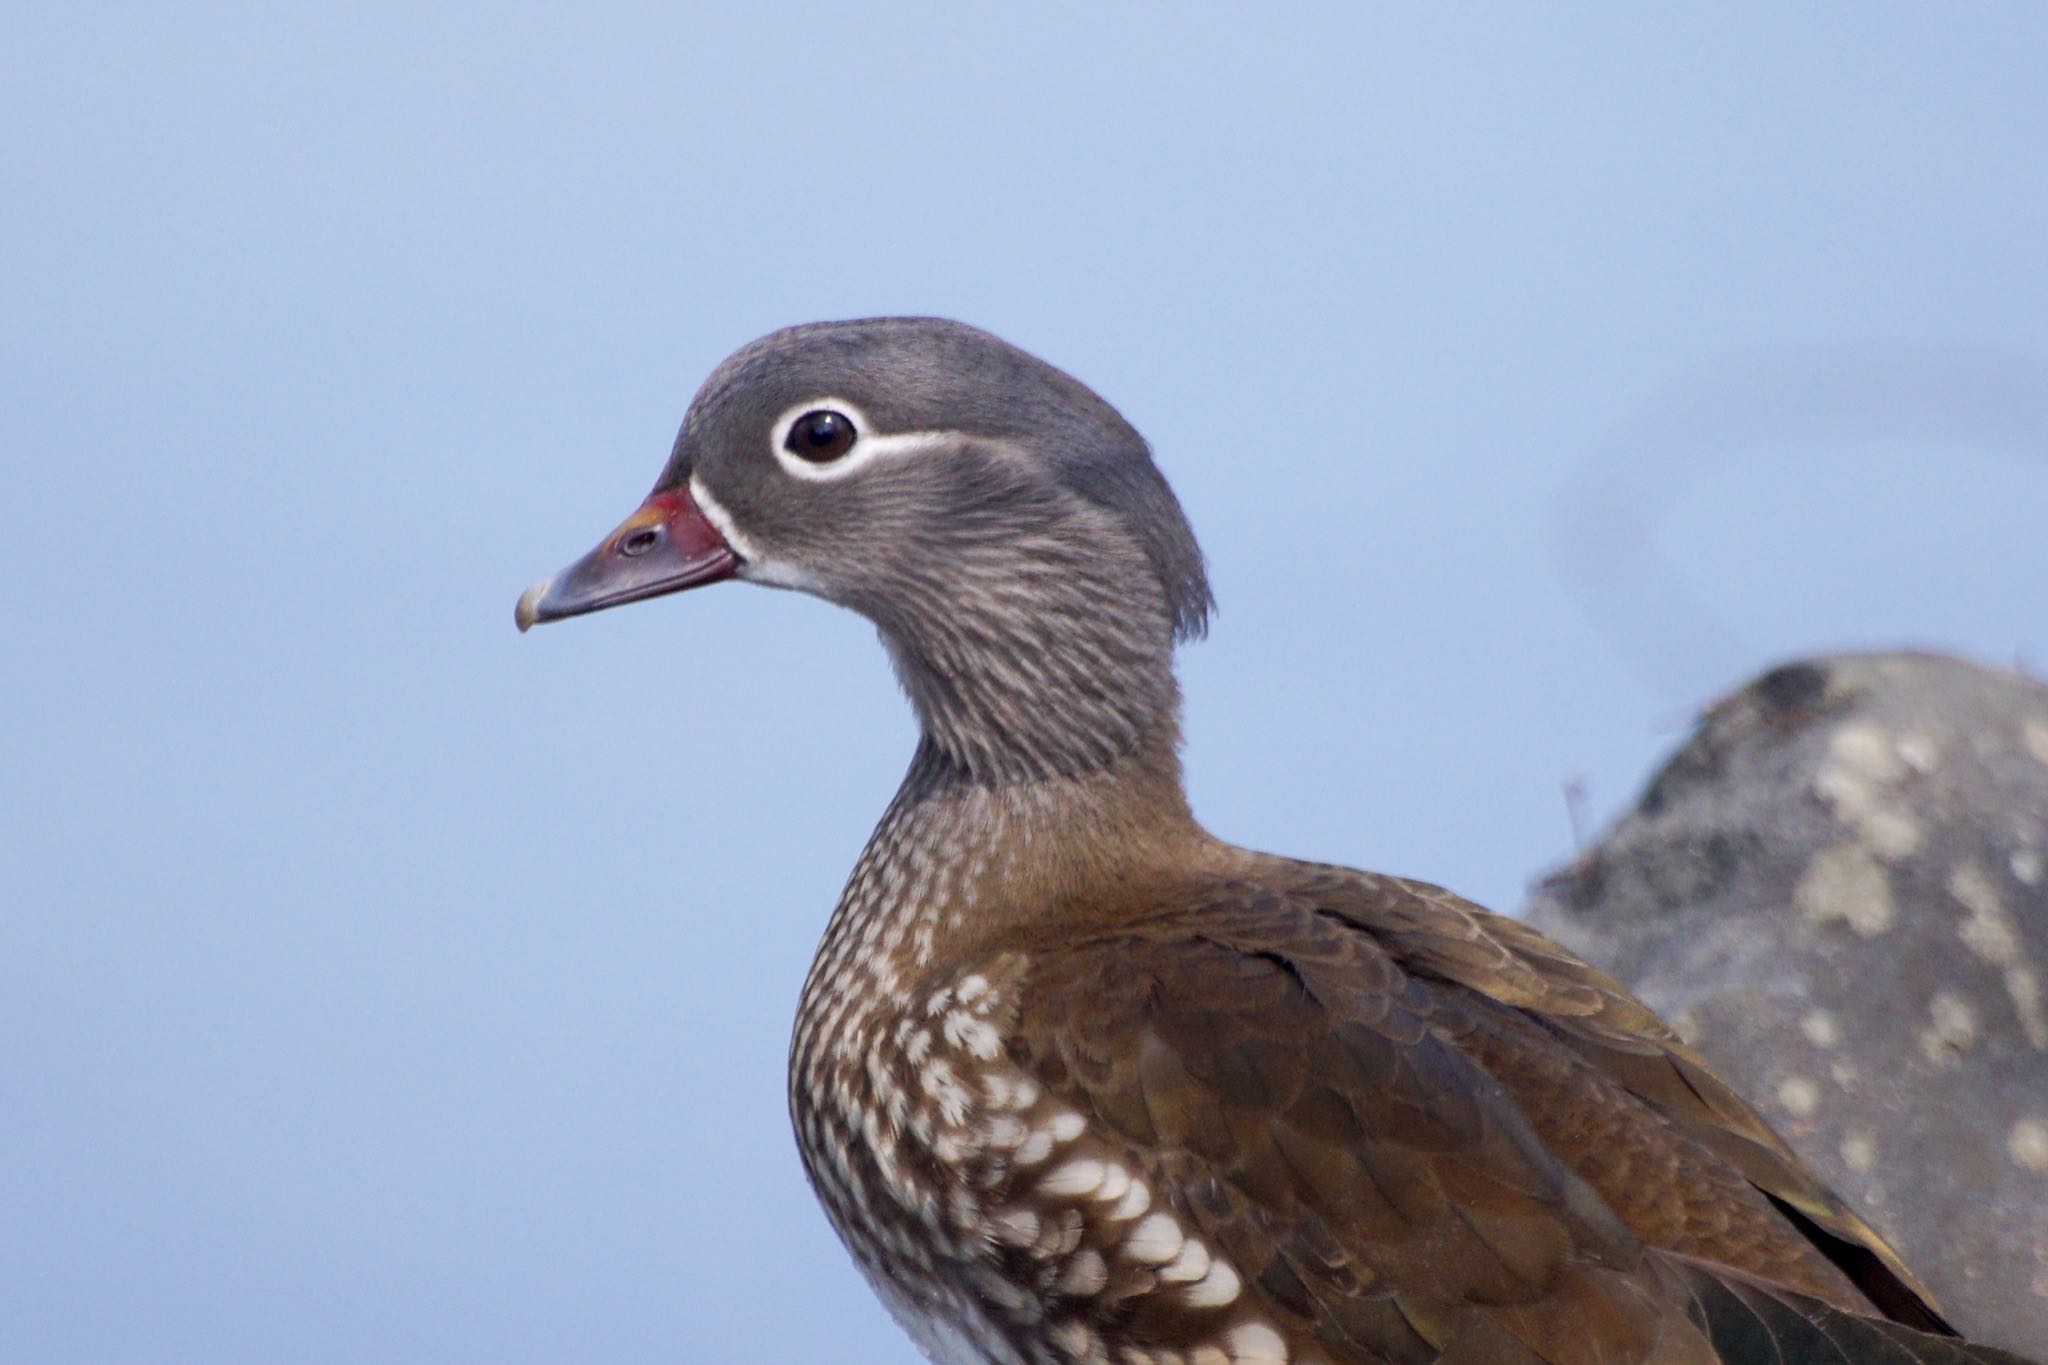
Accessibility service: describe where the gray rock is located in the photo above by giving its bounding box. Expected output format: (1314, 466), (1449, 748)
(1528, 651), (2048, 1356)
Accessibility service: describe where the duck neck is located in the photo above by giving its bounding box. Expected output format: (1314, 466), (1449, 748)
(795, 552), (1204, 1070)
(795, 712), (1204, 1050)
(872, 553), (1183, 788)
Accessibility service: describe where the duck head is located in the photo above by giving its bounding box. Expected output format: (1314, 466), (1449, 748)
(518, 317), (1212, 784)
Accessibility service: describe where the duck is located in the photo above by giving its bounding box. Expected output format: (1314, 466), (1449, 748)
(516, 317), (2030, 1364)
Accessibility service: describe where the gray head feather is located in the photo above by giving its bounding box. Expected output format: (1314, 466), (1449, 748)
(668, 318), (1213, 643)
(665, 317), (1214, 783)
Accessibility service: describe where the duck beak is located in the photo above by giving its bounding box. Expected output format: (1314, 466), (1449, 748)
(515, 486), (741, 632)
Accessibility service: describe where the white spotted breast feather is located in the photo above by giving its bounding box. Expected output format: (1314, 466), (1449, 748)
(794, 944), (1303, 1365)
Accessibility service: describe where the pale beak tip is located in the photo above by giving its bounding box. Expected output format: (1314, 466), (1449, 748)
(514, 579), (551, 633)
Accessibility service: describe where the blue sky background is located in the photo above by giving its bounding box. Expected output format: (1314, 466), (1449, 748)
(5, 7), (2047, 1361)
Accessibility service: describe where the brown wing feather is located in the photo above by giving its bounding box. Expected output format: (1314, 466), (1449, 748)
(1002, 868), (2023, 1363)
(1656, 1254), (2035, 1365)
(1313, 867), (1948, 1328)
(1016, 895), (1713, 1362)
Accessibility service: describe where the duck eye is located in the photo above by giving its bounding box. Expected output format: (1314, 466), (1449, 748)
(785, 409), (857, 463)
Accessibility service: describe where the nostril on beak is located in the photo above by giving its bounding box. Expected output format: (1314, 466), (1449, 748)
(619, 527), (661, 557)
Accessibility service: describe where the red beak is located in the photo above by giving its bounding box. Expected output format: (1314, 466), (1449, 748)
(515, 486), (740, 632)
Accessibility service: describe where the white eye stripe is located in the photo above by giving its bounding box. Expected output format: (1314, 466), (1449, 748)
(687, 474), (762, 561)
(691, 472), (821, 591)
(768, 397), (954, 482)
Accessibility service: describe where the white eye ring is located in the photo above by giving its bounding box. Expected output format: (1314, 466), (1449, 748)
(781, 406), (859, 465)
(767, 398), (951, 482)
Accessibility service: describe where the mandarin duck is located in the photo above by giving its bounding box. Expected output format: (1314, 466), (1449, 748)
(516, 318), (2032, 1365)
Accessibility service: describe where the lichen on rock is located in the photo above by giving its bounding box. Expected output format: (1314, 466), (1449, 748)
(1528, 651), (2048, 1356)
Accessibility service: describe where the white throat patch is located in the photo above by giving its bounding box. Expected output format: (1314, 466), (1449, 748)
(688, 473), (820, 592)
